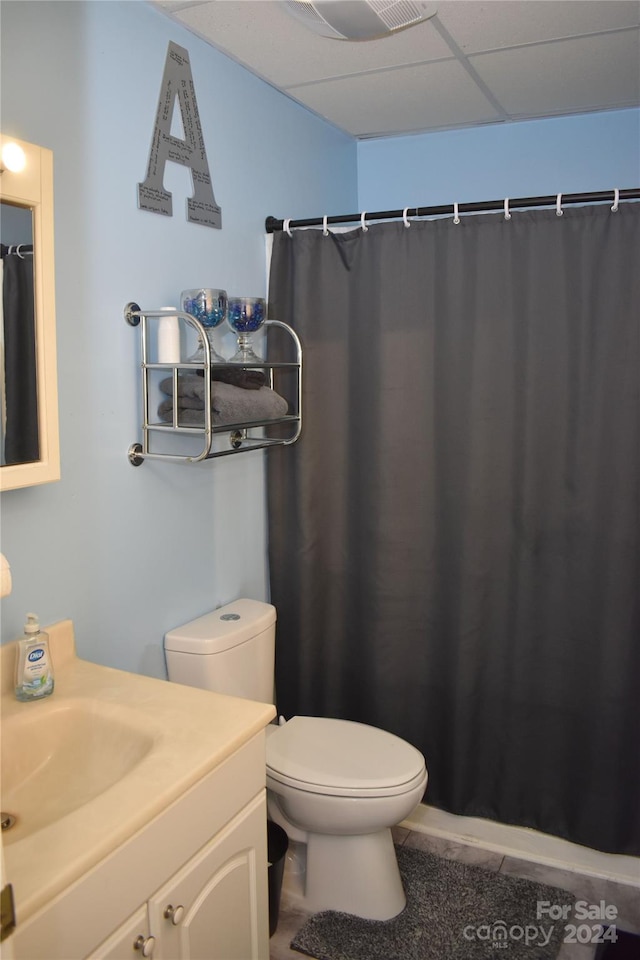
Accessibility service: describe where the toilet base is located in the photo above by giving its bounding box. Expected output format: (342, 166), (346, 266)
(304, 827), (406, 921)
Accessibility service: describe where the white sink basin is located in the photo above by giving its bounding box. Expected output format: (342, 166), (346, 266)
(1, 699), (154, 843)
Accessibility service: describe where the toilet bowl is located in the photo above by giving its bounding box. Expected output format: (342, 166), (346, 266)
(265, 715), (427, 920)
(164, 599), (428, 922)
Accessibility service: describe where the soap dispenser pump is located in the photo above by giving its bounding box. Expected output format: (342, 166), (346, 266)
(15, 613), (54, 701)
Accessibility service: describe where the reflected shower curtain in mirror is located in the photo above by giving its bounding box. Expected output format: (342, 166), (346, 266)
(1, 248), (38, 465)
(267, 203), (640, 856)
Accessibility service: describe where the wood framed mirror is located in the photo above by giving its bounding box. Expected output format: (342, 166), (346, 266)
(0, 134), (60, 491)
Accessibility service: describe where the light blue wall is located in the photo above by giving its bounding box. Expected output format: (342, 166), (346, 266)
(0, 0), (357, 673)
(357, 109), (640, 211)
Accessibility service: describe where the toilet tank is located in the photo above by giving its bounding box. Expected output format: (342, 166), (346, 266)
(164, 598), (276, 703)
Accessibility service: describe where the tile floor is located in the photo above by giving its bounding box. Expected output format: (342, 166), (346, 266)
(269, 827), (640, 960)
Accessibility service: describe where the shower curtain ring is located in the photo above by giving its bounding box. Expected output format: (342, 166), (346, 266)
(556, 194), (564, 217)
(16, 244), (25, 259)
(504, 198), (511, 220)
(611, 188), (620, 212)
(283, 218), (293, 237)
(453, 202), (460, 224)
(361, 211), (369, 232)
(403, 207), (411, 228)
(322, 215), (329, 236)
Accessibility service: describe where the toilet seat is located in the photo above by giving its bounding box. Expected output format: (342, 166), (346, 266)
(266, 716), (427, 798)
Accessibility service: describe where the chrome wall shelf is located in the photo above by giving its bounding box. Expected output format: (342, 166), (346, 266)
(125, 302), (302, 465)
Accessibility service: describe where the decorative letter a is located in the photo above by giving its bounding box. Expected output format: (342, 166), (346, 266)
(138, 41), (221, 229)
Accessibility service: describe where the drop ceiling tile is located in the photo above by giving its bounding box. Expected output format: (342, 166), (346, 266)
(153, 1), (640, 138)
(285, 59), (503, 137)
(168, 0), (453, 87)
(470, 30), (640, 117)
(437, 0), (640, 54)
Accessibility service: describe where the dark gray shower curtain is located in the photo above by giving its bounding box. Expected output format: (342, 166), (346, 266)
(267, 204), (640, 856)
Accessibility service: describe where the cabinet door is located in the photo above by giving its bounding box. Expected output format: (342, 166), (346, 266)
(148, 792), (268, 960)
(86, 906), (154, 960)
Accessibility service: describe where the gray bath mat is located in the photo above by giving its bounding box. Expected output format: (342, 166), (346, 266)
(291, 844), (575, 959)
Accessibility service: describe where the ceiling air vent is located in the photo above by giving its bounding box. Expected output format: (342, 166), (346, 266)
(284, 0), (437, 41)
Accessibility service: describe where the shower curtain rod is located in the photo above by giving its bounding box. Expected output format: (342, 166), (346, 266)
(265, 188), (640, 233)
(0, 243), (33, 257)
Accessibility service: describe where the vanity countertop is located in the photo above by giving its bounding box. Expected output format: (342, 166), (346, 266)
(0, 619), (276, 923)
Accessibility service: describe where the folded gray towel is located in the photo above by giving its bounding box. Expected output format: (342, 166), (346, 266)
(209, 368), (267, 390)
(159, 374), (209, 401)
(160, 373), (268, 398)
(157, 378), (288, 426)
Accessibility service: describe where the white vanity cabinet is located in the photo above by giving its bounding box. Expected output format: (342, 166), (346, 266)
(10, 733), (271, 960)
(86, 907), (152, 960)
(148, 793), (265, 960)
(89, 793), (266, 960)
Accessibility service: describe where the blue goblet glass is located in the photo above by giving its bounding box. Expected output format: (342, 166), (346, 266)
(227, 297), (266, 363)
(181, 288), (227, 363)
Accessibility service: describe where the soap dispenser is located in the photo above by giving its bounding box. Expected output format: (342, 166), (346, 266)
(15, 613), (54, 701)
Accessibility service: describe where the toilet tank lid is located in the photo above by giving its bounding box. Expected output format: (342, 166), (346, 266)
(164, 598), (276, 655)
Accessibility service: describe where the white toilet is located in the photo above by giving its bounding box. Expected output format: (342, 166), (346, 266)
(164, 598), (428, 921)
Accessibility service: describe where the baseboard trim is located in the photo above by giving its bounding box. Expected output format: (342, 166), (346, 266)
(402, 804), (640, 888)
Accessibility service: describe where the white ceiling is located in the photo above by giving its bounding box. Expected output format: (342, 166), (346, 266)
(152, 0), (640, 139)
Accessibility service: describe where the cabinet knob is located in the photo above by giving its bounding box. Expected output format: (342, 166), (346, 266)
(133, 934), (156, 957)
(164, 903), (185, 925)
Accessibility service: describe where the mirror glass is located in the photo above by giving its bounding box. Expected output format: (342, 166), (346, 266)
(1, 201), (38, 465)
(0, 135), (59, 491)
